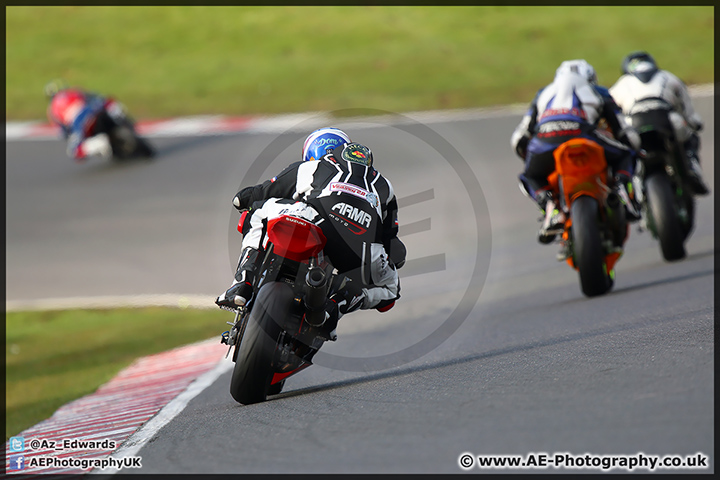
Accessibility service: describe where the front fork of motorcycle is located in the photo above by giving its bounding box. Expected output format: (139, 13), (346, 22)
(220, 247), (275, 356)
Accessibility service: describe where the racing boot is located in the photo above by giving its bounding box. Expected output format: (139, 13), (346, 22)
(80, 133), (112, 159)
(317, 282), (366, 341)
(686, 157), (709, 195)
(215, 247), (261, 309)
(536, 190), (565, 244)
(684, 154), (709, 196)
(318, 301), (340, 342)
(613, 178), (641, 223)
(682, 134), (709, 195)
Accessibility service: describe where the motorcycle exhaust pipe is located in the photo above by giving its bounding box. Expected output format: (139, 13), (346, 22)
(606, 192), (625, 225)
(303, 266), (328, 327)
(606, 191), (621, 210)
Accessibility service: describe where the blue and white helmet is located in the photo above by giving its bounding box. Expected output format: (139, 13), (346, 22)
(302, 127), (351, 162)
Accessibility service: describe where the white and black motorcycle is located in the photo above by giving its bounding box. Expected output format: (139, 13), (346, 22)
(628, 101), (697, 261)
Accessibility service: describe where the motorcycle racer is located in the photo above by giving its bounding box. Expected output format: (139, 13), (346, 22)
(44, 79), (131, 162)
(216, 128), (406, 340)
(609, 51), (709, 195)
(510, 60), (642, 244)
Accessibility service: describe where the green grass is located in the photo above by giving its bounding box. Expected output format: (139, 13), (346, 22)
(5, 307), (232, 440)
(6, 6), (713, 121)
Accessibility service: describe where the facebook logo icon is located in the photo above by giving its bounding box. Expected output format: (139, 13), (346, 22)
(8, 455), (25, 471)
(9, 436), (25, 452)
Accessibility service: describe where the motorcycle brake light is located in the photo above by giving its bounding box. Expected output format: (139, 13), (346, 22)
(267, 215), (327, 262)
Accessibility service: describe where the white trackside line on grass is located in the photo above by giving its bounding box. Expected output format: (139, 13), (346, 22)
(5, 294), (216, 312)
(90, 355), (235, 475)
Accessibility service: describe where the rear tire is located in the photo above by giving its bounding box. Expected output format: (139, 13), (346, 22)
(230, 282), (294, 405)
(679, 192), (695, 241)
(109, 125), (137, 159)
(645, 173), (686, 261)
(571, 196), (612, 297)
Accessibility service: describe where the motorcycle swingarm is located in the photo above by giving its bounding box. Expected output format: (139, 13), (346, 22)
(272, 331), (319, 371)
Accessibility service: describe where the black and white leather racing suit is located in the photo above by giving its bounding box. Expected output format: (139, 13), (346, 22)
(609, 68), (709, 195)
(232, 144), (406, 317)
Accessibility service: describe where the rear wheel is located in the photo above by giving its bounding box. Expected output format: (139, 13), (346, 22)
(109, 125), (137, 159)
(679, 191), (695, 241)
(571, 196), (612, 297)
(230, 282), (293, 405)
(645, 173), (686, 261)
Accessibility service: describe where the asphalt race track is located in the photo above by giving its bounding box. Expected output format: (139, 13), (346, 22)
(5, 100), (714, 474)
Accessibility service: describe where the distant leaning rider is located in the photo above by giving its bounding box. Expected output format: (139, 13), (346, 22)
(44, 79), (124, 163)
(609, 51), (709, 195)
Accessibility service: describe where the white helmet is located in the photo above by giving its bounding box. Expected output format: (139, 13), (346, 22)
(555, 59), (597, 84)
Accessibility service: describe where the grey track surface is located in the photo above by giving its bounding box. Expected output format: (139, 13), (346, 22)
(6, 102), (714, 474)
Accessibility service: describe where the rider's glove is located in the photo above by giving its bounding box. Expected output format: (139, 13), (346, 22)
(515, 133), (530, 160)
(233, 185), (263, 211)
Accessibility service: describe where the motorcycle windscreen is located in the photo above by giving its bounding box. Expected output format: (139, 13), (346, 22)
(310, 194), (381, 279)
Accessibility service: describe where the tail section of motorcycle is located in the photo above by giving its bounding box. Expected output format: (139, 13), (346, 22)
(228, 214), (335, 405)
(550, 138), (628, 297)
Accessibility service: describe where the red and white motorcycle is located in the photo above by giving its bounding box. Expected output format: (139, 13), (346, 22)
(221, 193), (384, 404)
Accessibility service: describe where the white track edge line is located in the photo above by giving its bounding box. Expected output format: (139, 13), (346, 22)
(89, 356), (234, 475)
